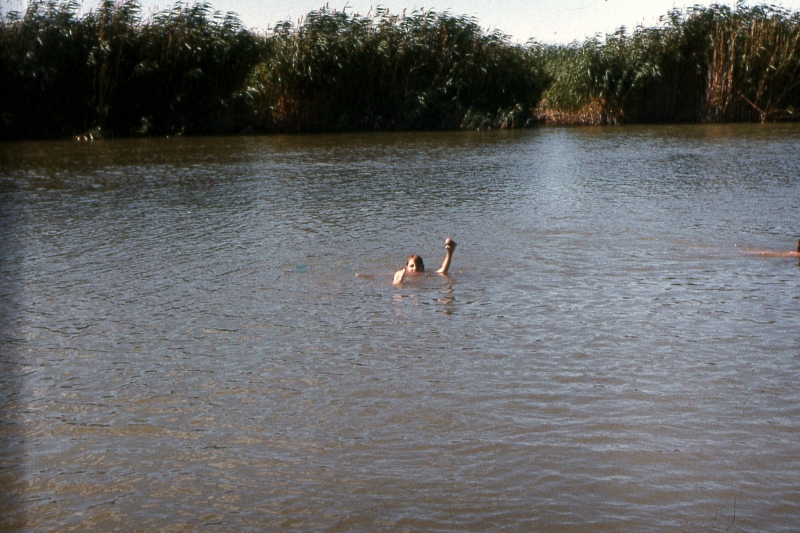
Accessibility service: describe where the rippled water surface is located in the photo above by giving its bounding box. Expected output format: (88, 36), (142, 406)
(1, 124), (799, 532)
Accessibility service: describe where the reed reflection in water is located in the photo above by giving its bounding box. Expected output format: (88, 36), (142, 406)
(1, 124), (799, 532)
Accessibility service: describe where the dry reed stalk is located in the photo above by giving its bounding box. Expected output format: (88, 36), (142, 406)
(705, 19), (738, 121)
(533, 98), (609, 125)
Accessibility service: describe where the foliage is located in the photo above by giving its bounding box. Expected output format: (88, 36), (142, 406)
(2, 1), (799, 138)
(249, 7), (547, 132)
(534, 4), (800, 124)
(0, 1), (546, 138)
(0, 0), (262, 139)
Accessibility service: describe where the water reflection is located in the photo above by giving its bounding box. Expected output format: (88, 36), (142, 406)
(437, 283), (456, 315)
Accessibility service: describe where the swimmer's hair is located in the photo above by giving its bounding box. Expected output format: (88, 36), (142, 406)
(408, 254), (424, 272)
(797, 238), (800, 252)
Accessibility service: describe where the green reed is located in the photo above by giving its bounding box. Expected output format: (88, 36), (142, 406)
(249, 6), (547, 132)
(0, 0), (261, 139)
(2, 1), (798, 139)
(0, 1), (545, 138)
(534, 4), (800, 124)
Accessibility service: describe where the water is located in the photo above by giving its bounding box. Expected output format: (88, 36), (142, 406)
(1, 124), (799, 532)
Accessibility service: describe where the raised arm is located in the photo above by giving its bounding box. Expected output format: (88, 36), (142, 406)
(436, 238), (457, 274)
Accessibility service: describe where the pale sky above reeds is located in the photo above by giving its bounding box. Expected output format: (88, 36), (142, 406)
(4, 0), (800, 43)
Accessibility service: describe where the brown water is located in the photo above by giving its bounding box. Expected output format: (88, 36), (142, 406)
(1, 124), (799, 532)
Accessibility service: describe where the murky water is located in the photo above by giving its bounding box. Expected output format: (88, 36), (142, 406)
(1, 124), (799, 532)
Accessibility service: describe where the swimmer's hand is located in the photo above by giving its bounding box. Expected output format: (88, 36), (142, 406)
(393, 269), (406, 286)
(437, 237), (456, 274)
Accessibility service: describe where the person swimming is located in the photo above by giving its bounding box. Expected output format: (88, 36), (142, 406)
(746, 238), (800, 257)
(393, 237), (457, 286)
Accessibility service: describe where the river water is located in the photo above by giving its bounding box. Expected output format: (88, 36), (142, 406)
(1, 124), (798, 532)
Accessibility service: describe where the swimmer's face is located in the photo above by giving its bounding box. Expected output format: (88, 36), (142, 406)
(406, 255), (424, 273)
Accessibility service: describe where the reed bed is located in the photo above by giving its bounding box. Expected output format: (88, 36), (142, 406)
(535, 4), (800, 125)
(1, 1), (799, 139)
(0, 0), (262, 139)
(0, 1), (544, 138)
(248, 6), (547, 132)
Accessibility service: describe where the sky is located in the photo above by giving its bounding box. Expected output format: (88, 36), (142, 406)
(4, 0), (800, 43)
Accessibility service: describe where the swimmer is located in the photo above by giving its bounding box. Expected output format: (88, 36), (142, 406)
(746, 238), (800, 257)
(393, 237), (457, 286)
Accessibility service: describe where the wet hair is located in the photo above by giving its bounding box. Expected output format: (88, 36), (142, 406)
(407, 254), (424, 271)
(797, 239), (800, 252)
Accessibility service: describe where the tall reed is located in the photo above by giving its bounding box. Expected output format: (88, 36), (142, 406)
(0, 0), (261, 139)
(126, 1), (262, 135)
(249, 7), (547, 132)
(534, 4), (800, 124)
(704, 4), (800, 121)
(2, 1), (799, 139)
(1, 0), (97, 138)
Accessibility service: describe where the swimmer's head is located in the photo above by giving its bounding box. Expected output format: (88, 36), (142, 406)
(406, 254), (424, 273)
(797, 238), (800, 252)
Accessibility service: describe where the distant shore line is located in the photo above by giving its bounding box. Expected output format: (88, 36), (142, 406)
(1, 0), (799, 140)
